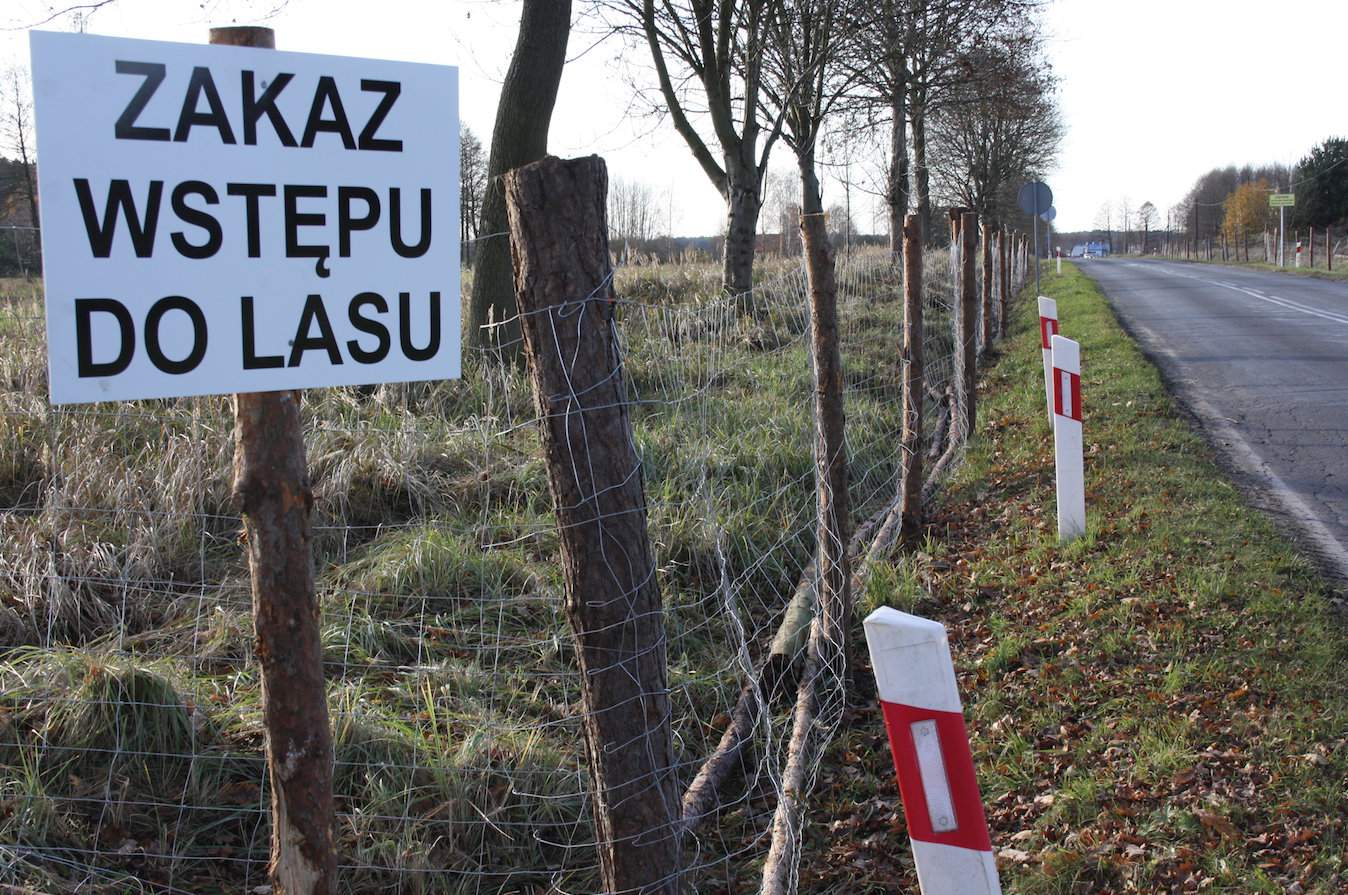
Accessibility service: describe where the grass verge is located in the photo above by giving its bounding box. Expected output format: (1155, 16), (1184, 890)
(803, 262), (1348, 894)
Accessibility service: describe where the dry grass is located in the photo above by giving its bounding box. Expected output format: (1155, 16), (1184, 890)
(0, 252), (957, 892)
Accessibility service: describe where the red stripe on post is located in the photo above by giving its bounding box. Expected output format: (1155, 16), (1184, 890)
(1039, 316), (1058, 349)
(880, 700), (994, 853)
(1053, 368), (1081, 421)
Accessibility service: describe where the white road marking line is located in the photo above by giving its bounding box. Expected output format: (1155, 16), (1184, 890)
(1124, 315), (1348, 582)
(1151, 266), (1348, 325)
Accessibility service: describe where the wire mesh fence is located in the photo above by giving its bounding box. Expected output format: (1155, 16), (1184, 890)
(0, 225), (1019, 893)
(0, 226), (41, 279)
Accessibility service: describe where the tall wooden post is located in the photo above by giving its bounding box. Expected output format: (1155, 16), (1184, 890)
(1310, 226), (1315, 268)
(1328, 226), (1333, 272)
(999, 229), (1010, 338)
(979, 222), (993, 356)
(799, 179), (853, 668)
(958, 211), (979, 441)
(948, 209), (965, 342)
(505, 155), (681, 894)
(900, 214), (924, 540)
(214, 26), (337, 895)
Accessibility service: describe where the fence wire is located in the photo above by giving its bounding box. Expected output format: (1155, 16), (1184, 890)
(0, 235), (1003, 894)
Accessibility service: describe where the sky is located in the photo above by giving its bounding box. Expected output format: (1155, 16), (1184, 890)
(3, 0), (1347, 236)
(1047, 0), (1348, 232)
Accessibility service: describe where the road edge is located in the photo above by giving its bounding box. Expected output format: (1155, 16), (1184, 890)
(1081, 262), (1348, 590)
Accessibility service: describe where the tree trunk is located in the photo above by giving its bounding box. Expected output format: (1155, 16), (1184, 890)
(211, 26), (336, 895)
(797, 153), (852, 672)
(18, 156), (38, 231)
(899, 214), (924, 540)
(723, 154), (762, 305)
(887, 67), (909, 261)
(504, 155), (681, 895)
(910, 95), (932, 242)
(467, 0), (572, 357)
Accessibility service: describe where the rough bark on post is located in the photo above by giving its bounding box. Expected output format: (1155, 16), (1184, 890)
(212, 26), (337, 895)
(999, 229), (1010, 338)
(797, 161), (853, 670)
(504, 155), (681, 894)
(958, 211), (979, 442)
(980, 221), (993, 356)
(900, 214), (924, 541)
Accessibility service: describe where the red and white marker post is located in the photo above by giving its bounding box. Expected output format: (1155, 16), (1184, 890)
(864, 607), (1001, 895)
(1051, 334), (1086, 541)
(1037, 297), (1059, 426)
(1296, 240), (1303, 268)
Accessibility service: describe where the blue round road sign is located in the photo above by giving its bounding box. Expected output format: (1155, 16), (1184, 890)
(1018, 181), (1053, 216)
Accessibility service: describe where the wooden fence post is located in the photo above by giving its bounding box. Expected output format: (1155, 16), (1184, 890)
(980, 221), (993, 356)
(900, 214), (924, 540)
(213, 26), (337, 895)
(800, 193), (853, 667)
(504, 155), (681, 894)
(1328, 226), (1333, 272)
(999, 229), (1010, 338)
(760, 172), (855, 895)
(957, 211), (978, 441)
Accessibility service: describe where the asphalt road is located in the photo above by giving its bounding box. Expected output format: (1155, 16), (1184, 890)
(1078, 258), (1348, 582)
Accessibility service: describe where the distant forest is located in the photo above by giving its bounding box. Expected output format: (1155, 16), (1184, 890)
(0, 156), (40, 277)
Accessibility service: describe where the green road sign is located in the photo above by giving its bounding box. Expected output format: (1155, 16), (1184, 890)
(1269, 193), (1296, 207)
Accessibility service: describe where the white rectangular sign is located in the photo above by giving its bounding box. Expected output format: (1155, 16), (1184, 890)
(31, 31), (459, 404)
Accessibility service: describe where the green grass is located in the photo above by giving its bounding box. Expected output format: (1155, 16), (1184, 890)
(803, 262), (1348, 894)
(0, 253), (934, 892)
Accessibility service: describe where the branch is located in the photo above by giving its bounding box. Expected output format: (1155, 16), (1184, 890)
(4, 0), (115, 30)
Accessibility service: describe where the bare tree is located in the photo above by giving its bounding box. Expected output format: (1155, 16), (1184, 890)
(608, 176), (659, 247)
(602, 0), (786, 301)
(1094, 200), (1114, 251)
(826, 0), (911, 257)
(459, 124), (487, 264)
(1, 65), (39, 229)
(466, 0), (572, 355)
(759, 166), (798, 250)
(825, 201), (857, 246)
(843, 0), (1033, 252)
(1137, 200), (1156, 254)
(924, 28), (1061, 229)
(903, 0), (1031, 241)
(1119, 195), (1131, 255)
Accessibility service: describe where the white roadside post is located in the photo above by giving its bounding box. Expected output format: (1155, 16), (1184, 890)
(1037, 296), (1058, 426)
(1056, 247), (1062, 275)
(864, 607), (1001, 895)
(1050, 334), (1086, 541)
